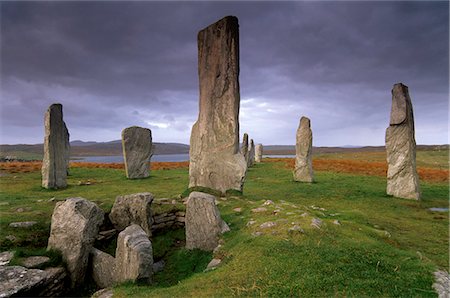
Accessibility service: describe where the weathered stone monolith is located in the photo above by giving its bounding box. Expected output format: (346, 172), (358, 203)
(247, 139), (255, 167)
(185, 192), (229, 251)
(255, 144), (263, 163)
(293, 116), (314, 182)
(122, 126), (152, 179)
(241, 133), (249, 164)
(41, 104), (70, 189)
(47, 197), (104, 287)
(188, 16), (247, 193)
(386, 83), (420, 200)
(115, 224), (153, 284)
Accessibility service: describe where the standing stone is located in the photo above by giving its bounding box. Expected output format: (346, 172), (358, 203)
(122, 126), (152, 179)
(41, 103), (70, 189)
(185, 192), (229, 251)
(386, 83), (420, 200)
(189, 16), (247, 194)
(241, 133), (249, 164)
(47, 198), (104, 287)
(90, 248), (115, 288)
(115, 225), (153, 284)
(293, 116), (314, 182)
(109, 192), (154, 236)
(255, 144), (263, 163)
(247, 139), (255, 167)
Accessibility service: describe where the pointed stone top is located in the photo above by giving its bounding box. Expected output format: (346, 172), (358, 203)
(199, 16), (238, 32)
(299, 116), (311, 128)
(390, 82), (410, 125)
(243, 133), (248, 143)
(250, 139), (254, 145)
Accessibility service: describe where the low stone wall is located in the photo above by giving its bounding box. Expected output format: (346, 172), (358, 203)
(151, 211), (185, 232)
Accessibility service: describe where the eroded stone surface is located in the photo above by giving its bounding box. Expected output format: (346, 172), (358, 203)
(188, 16), (247, 193)
(41, 104), (70, 189)
(293, 116), (314, 182)
(47, 197), (104, 287)
(21, 256), (50, 268)
(386, 83), (420, 200)
(185, 192), (229, 251)
(115, 225), (153, 284)
(122, 126), (152, 179)
(109, 192), (154, 236)
(90, 248), (115, 288)
(255, 144), (263, 163)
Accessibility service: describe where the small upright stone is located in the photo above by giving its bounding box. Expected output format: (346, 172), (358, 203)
(255, 144), (263, 163)
(185, 192), (229, 251)
(188, 16), (247, 193)
(293, 116), (314, 182)
(41, 103), (70, 189)
(47, 198), (104, 287)
(247, 139), (255, 167)
(122, 126), (152, 179)
(386, 83), (420, 200)
(109, 192), (154, 236)
(241, 133), (249, 164)
(115, 224), (153, 284)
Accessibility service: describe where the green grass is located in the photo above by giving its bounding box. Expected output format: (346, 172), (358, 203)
(0, 158), (448, 297)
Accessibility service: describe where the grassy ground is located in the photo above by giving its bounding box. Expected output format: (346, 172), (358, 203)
(0, 151), (448, 297)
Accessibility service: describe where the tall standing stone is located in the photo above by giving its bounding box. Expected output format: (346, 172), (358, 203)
(41, 104), (70, 189)
(122, 126), (152, 179)
(247, 139), (255, 167)
(293, 116), (314, 183)
(255, 144), (263, 163)
(189, 16), (246, 193)
(241, 133), (249, 164)
(386, 83), (420, 200)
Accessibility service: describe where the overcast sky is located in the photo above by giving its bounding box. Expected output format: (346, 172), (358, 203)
(1, 1), (448, 146)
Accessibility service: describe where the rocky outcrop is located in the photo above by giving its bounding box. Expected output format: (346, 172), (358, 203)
(255, 144), (263, 163)
(185, 192), (229, 251)
(90, 248), (115, 288)
(41, 103), (70, 189)
(293, 116), (314, 182)
(115, 225), (153, 284)
(0, 265), (67, 297)
(122, 126), (152, 179)
(188, 16), (247, 194)
(386, 83), (420, 200)
(47, 197), (104, 287)
(247, 139), (255, 167)
(109, 192), (154, 236)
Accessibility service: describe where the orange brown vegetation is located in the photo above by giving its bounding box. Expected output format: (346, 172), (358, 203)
(266, 158), (449, 183)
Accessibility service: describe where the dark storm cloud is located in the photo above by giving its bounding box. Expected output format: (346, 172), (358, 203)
(0, 1), (448, 145)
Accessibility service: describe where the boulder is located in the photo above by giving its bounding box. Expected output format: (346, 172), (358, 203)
(47, 197), (104, 287)
(90, 248), (115, 288)
(122, 126), (152, 179)
(185, 192), (229, 251)
(188, 16), (247, 193)
(385, 83), (420, 200)
(41, 103), (70, 189)
(0, 265), (67, 297)
(109, 192), (154, 236)
(92, 288), (114, 298)
(115, 225), (153, 284)
(21, 256), (50, 268)
(255, 144), (263, 163)
(293, 116), (314, 182)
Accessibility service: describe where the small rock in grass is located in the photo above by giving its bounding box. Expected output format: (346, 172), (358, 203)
(92, 288), (113, 298)
(219, 197), (227, 201)
(205, 258), (221, 271)
(286, 212), (295, 215)
(21, 256), (50, 268)
(333, 220), (341, 225)
(384, 231), (391, 238)
(15, 208), (24, 213)
(233, 207), (242, 212)
(252, 231), (263, 237)
(9, 221), (37, 228)
(289, 225), (304, 234)
(273, 209), (281, 215)
(300, 212), (308, 217)
(263, 200), (274, 206)
(213, 244), (222, 254)
(251, 207), (267, 213)
(0, 251), (14, 266)
(5, 235), (17, 242)
(246, 220), (256, 226)
(259, 221), (276, 229)
(311, 218), (323, 229)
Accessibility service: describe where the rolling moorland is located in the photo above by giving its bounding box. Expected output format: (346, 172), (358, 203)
(0, 146), (448, 297)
